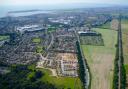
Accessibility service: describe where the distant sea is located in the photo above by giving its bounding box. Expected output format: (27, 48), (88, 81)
(0, 3), (120, 18)
(0, 6), (55, 18)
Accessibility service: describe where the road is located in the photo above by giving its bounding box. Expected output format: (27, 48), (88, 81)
(47, 33), (54, 50)
(46, 33), (54, 58)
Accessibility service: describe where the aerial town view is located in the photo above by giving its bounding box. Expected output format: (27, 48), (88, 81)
(0, 0), (128, 89)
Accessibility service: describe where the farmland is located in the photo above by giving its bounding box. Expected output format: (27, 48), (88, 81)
(97, 19), (119, 30)
(81, 28), (117, 89)
(121, 19), (128, 88)
(0, 7), (128, 89)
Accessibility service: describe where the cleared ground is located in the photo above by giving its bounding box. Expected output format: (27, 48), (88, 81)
(81, 28), (117, 89)
(57, 53), (77, 61)
(121, 19), (128, 88)
(111, 19), (119, 30)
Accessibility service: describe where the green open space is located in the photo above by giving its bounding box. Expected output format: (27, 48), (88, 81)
(97, 21), (111, 29)
(97, 19), (119, 31)
(0, 64), (82, 89)
(28, 65), (83, 89)
(48, 27), (56, 33)
(81, 28), (117, 89)
(125, 65), (128, 74)
(32, 37), (41, 43)
(0, 65), (57, 89)
(0, 35), (9, 41)
(37, 68), (82, 89)
(36, 45), (45, 53)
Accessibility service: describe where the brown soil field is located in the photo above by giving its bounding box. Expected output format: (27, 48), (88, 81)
(111, 19), (119, 30)
(57, 53), (77, 61)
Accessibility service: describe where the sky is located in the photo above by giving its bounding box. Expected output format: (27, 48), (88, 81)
(1, 0), (128, 6)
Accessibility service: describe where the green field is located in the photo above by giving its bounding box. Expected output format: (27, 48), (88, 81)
(125, 65), (128, 74)
(32, 37), (41, 43)
(122, 19), (128, 64)
(28, 65), (83, 89)
(48, 27), (56, 33)
(36, 46), (44, 53)
(0, 35), (9, 41)
(97, 19), (119, 31)
(97, 21), (111, 29)
(39, 69), (82, 89)
(81, 28), (117, 89)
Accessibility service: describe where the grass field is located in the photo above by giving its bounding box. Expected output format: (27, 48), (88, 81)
(98, 21), (111, 29)
(48, 27), (56, 33)
(39, 69), (82, 89)
(97, 19), (118, 30)
(32, 37), (41, 43)
(0, 35), (9, 41)
(28, 65), (83, 89)
(81, 28), (117, 89)
(36, 45), (44, 53)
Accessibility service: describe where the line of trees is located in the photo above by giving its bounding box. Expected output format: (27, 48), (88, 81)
(76, 41), (86, 88)
(113, 43), (119, 89)
(119, 23), (126, 89)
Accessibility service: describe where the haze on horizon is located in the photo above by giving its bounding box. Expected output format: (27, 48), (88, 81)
(1, 0), (128, 6)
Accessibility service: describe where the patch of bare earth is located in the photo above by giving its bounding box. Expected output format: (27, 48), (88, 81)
(111, 19), (119, 30)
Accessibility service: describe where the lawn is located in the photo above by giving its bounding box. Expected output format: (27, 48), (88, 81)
(36, 46), (44, 53)
(28, 65), (83, 89)
(0, 35), (9, 41)
(38, 68), (82, 89)
(81, 28), (117, 89)
(32, 37), (41, 43)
